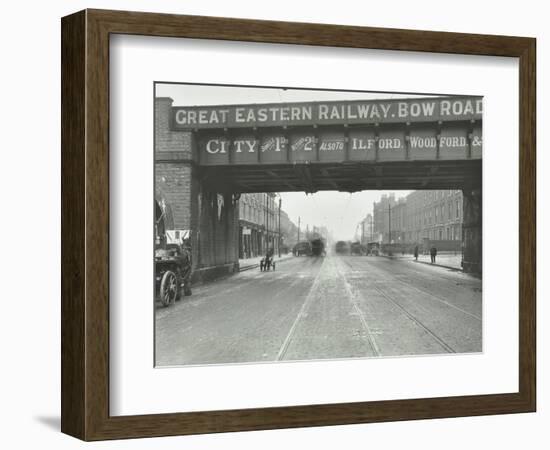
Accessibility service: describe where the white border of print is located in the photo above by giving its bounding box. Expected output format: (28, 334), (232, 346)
(109, 35), (518, 416)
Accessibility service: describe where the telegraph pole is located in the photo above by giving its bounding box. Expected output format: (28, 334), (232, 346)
(297, 216), (301, 243)
(278, 196), (281, 257)
(265, 194), (269, 253)
(388, 204), (392, 244)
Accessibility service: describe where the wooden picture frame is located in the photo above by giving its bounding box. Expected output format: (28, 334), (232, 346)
(61, 9), (536, 441)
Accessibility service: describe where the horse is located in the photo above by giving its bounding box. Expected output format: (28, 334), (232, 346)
(260, 254), (276, 271)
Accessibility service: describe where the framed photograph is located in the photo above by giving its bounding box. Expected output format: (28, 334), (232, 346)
(61, 9), (536, 440)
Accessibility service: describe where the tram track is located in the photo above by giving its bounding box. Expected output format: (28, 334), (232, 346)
(342, 257), (481, 321)
(370, 283), (455, 353)
(338, 264), (381, 357)
(340, 257), (472, 354)
(157, 253), (482, 366)
(276, 258), (327, 361)
(277, 256), (383, 360)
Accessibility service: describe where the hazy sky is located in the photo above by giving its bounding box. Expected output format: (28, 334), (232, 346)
(279, 190), (409, 242)
(156, 83), (428, 240)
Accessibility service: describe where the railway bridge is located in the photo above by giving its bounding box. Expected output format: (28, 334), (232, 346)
(155, 95), (482, 277)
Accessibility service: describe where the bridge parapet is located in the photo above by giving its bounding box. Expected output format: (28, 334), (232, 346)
(167, 96), (482, 167)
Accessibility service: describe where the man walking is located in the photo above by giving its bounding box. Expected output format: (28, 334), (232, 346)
(414, 245), (419, 261)
(430, 245), (437, 264)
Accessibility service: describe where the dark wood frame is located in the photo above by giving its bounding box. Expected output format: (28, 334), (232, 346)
(61, 9), (536, 441)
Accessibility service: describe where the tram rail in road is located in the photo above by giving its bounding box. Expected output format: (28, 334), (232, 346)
(155, 253), (482, 367)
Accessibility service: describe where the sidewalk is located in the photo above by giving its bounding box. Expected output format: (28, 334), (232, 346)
(238, 253), (295, 271)
(381, 252), (462, 270)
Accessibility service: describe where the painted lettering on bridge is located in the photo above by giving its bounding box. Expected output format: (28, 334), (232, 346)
(197, 124), (482, 166)
(171, 96), (482, 130)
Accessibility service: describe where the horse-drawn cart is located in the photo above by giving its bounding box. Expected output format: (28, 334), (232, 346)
(260, 249), (276, 271)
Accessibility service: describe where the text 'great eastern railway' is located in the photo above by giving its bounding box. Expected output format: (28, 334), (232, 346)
(168, 96), (482, 166)
(171, 96), (482, 129)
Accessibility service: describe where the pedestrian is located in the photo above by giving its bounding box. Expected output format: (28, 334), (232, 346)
(430, 245), (437, 264)
(414, 245), (419, 261)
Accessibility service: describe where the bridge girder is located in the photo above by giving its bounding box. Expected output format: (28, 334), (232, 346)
(200, 159), (481, 194)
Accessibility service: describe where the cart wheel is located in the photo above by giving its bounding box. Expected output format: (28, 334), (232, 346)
(160, 271), (178, 307)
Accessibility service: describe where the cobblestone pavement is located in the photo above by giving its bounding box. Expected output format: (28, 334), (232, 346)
(155, 254), (481, 366)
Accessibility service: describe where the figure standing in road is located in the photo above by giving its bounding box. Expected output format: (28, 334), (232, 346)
(414, 245), (419, 261)
(430, 245), (437, 264)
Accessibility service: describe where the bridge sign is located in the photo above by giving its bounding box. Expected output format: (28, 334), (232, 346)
(167, 96), (482, 167)
(172, 96), (482, 130)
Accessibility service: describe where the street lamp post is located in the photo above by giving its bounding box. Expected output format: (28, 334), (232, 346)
(264, 194), (268, 254)
(388, 204), (392, 244)
(278, 196), (281, 258)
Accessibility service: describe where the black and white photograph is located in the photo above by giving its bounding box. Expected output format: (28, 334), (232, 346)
(153, 83), (483, 367)
(3, 0), (544, 447)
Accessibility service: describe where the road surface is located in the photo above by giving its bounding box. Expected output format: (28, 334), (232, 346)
(155, 254), (482, 366)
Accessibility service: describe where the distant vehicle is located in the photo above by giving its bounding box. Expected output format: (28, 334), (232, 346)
(155, 243), (192, 307)
(366, 242), (380, 256)
(293, 241), (312, 256)
(335, 241), (350, 255)
(310, 238), (326, 256)
(350, 241), (364, 256)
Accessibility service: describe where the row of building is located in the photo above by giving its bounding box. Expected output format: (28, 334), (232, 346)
(237, 193), (300, 260)
(360, 190), (464, 246)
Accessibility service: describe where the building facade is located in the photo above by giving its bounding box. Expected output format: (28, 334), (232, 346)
(405, 190), (463, 243)
(359, 213), (374, 245)
(372, 190), (463, 244)
(390, 198), (407, 243)
(238, 193), (282, 259)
